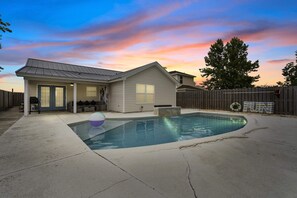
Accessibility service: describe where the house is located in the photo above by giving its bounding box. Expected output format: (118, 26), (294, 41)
(16, 59), (179, 115)
(169, 70), (205, 92)
(169, 70), (196, 86)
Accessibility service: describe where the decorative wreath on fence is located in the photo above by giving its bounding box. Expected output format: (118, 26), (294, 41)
(230, 102), (242, 112)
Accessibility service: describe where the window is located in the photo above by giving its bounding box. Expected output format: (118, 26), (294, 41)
(179, 76), (183, 84)
(86, 86), (97, 97)
(136, 84), (155, 104)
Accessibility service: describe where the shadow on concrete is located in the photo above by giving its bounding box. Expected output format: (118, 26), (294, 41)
(0, 107), (23, 135)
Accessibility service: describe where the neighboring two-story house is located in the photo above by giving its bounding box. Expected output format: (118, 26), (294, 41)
(169, 71), (205, 92)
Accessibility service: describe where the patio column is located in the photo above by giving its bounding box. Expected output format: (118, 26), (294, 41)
(105, 85), (109, 111)
(24, 79), (29, 116)
(73, 83), (77, 113)
(122, 79), (125, 113)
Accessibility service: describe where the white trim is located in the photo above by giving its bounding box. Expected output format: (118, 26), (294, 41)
(123, 80), (125, 113)
(17, 74), (108, 84)
(73, 83), (77, 113)
(24, 79), (29, 116)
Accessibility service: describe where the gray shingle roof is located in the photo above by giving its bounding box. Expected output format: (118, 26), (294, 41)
(169, 70), (196, 78)
(110, 61), (179, 85)
(177, 84), (206, 90)
(16, 58), (122, 82)
(110, 62), (158, 80)
(16, 58), (178, 84)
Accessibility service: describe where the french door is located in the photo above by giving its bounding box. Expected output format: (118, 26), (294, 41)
(38, 85), (66, 111)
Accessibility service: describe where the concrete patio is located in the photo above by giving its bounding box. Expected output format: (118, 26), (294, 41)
(0, 107), (23, 136)
(0, 109), (297, 197)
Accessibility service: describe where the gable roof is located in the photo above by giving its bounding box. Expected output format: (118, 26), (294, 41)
(169, 70), (196, 78)
(16, 58), (178, 84)
(110, 61), (179, 85)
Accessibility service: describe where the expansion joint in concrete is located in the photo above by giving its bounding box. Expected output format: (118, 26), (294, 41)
(0, 151), (88, 179)
(88, 177), (131, 197)
(93, 151), (167, 198)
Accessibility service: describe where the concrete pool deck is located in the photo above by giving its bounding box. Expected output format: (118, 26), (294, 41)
(0, 107), (23, 136)
(0, 109), (297, 197)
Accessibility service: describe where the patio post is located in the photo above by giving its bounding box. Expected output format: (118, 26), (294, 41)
(24, 79), (29, 116)
(73, 83), (77, 113)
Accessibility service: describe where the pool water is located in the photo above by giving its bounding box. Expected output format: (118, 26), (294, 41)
(69, 113), (246, 150)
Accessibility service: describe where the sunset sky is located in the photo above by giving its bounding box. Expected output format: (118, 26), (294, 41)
(0, 0), (297, 92)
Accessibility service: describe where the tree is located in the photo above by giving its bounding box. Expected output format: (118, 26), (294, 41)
(0, 14), (12, 49)
(280, 51), (297, 86)
(199, 37), (260, 90)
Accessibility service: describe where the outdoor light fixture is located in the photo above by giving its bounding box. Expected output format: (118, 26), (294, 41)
(70, 83), (74, 87)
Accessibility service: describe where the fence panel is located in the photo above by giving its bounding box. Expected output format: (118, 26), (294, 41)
(177, 86), (297, 115)
(0, 90), (24, 111)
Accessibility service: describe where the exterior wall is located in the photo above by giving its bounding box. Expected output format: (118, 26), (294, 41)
(171, 74), (195, 86)
(28, 80), (73, 103)
(28, 80), (104, 105)
(183, 76), (195, 86)
(76, 84), (103, 102)
(108, 81), (123, 112)
(172, 74), (179, 81)
(124, 67), (176, 113)
(25, 67), (176, 113)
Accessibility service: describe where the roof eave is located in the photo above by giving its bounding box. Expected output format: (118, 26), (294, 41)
(170, 71), (196, 78)
(16, 73), (109, 84)
(108, 77), (124, 83)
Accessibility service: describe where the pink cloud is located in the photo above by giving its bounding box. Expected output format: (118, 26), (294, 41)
(267, 59), (295, 64)
(0, 73), (15, 84)
(0, 73), (14, 79)
(60, 1), (191, 38)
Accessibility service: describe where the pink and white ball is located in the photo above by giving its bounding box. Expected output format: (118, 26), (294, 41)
(89, 112), (105, 127)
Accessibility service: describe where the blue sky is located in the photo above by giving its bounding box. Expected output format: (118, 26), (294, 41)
(0, 0), (297, 91)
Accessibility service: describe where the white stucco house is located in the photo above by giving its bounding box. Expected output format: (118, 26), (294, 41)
(16, 58), (179, 115)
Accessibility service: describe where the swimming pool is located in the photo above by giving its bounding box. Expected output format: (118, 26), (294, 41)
(69, 113), (246, 150)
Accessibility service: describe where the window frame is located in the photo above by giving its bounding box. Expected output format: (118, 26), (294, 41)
(136, 84), (155, 104)
(179, 76), (183, 84)
(86, 86), (97, 97)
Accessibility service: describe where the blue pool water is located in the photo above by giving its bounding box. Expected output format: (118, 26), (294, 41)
(69, 113), (246, 150)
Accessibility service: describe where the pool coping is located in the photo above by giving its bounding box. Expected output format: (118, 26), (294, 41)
(66, 110), (259, 154)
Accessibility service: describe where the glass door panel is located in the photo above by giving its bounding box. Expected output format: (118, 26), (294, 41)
(40, 86), (50, 107)
(55, 87), (64, 107)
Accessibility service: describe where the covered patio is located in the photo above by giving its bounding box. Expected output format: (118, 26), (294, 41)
(23, 78), (109, 115)
(15, 58), (121, 116)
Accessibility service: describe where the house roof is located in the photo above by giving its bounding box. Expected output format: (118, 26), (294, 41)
(110, 61), (179, 85)
(16, 58), (179, 84)
(16, 58), (121, 82)
(169, 70), (196, 78)
(177, 84), (206, 91)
